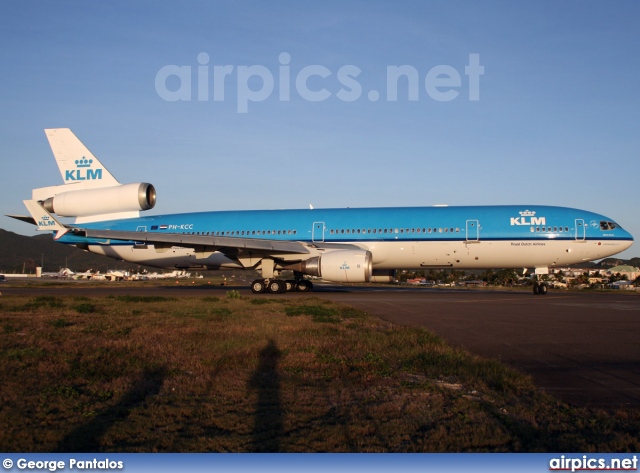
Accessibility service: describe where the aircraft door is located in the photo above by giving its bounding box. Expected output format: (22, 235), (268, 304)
(466, 220), (480, 242)
(134, 226), (147, 248)
(575, 219), (586, 241)
(312, 222), (325, 242)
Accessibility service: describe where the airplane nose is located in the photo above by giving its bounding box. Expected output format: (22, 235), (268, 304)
(622, 231), (634, 251)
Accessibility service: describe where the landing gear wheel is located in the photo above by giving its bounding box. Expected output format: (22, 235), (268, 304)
(285, 280), (295, 292)
(268, 279), (286, 294)
(533, 282), (548, 295)
(251, 279), (266, 294)
(296, 280), (313, 292)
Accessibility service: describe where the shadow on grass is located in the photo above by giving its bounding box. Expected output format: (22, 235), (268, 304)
(55, 366), (167, 452)
(248, 339), (283, 452)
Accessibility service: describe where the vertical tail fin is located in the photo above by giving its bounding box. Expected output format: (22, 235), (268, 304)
(45, 128), (119, 187)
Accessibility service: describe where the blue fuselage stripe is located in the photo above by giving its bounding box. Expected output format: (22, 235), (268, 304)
(56, 205), (634, 245)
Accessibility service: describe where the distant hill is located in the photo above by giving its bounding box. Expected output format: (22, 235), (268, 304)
(0, 229), (157, 274)
(589, 257), (640, 269)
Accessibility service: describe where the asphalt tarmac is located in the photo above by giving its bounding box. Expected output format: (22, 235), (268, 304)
(316, 285), (640, 409)
(2, 281), (639, 408)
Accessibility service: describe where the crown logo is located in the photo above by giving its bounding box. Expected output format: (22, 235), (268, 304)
(519, 210), (536, 217)
(42, 215), (50, 220)
(75, 157), (93, 168)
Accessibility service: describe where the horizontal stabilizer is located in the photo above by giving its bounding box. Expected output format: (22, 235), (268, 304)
(22, 200), (70, 239)
(6, 214), (37, 225)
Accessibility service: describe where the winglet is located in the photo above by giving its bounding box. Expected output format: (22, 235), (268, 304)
(23, 200), (71, 240)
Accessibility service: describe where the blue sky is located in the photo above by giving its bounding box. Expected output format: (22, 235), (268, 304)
(1, 0), (638, 259)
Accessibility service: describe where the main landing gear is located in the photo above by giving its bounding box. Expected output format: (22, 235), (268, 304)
(250, 278), (314, 294)
(532, 282), (548, 295)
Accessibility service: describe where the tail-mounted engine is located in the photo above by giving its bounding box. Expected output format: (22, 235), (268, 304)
(41, 183), (156, 217)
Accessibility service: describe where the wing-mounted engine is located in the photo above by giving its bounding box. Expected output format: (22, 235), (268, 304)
(286, 249), (373, 283)
(40, 183), (156, 218)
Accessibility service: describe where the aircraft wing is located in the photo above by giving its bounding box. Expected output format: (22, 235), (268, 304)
(74, 228), (311, 255)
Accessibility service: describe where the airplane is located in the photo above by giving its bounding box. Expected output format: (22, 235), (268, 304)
(41, 267), (75, 279)
(72, 269), (95, 280)
(8, 128), (634, 295)
(105, 269), (129, 281)
(145, 270), (192, 280)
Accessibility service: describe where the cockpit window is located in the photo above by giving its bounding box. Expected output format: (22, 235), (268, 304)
(600, 221), (617, 231)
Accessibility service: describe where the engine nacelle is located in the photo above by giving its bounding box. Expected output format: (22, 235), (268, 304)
(42, 183), (156, 217)
(292, 250), (372, 283)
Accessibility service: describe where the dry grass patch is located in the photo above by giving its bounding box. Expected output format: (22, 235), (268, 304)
(0, 293), (638, 452)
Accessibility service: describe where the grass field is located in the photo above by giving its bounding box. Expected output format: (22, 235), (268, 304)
(1, 292), (638, 452)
